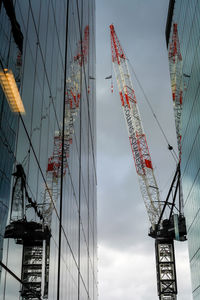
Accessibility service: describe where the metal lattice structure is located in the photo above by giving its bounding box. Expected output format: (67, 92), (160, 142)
(4, 165), (50, 300)
(43, 25), (90, 229)
(34, 24), (89, 298)
(4, 24), (90, 300)
(20, 227), (50, 300)
(110, 24), (186, 300)
(110, 24), (161, 226)
(168, 23), (183, 161)
(155, 240), (177, 300)
(39, 25), (90, 297)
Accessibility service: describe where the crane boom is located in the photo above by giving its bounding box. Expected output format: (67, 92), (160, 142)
(43, 25), (90, 228)
(110, 24), (161, 226)
(168, 23), (183, 161)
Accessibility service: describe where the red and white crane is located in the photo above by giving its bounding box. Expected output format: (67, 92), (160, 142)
(4, 25), (90, 300)
(43, 25), (90, 228)
(110, 24), (186, 300)
(110, 24), (161, 227)
(168, 23), (183, 162)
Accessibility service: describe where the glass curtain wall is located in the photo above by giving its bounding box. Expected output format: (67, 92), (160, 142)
(0, 0), (97, 299)
(167, 1), (200, 299)
(0, 0), (21, 280)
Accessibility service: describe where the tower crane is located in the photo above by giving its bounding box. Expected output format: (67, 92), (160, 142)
(109, 24), (186, 300)
(4, 25), (89, 300)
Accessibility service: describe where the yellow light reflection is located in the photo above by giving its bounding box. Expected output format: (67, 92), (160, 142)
(0, 69), (25, 113)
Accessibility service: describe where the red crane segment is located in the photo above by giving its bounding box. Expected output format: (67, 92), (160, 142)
(74, 25), (89, 66)
(169, 24), (182, 63)
(110, 24), (126, 64)
(110, 24), (161, 226)
(168, 23), (183, 161)
(43, 25), (90, 227)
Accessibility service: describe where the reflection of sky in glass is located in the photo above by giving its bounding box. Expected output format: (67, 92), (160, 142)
(0, 2), (21, 281)
(0, 0), (97, 299)
(171, 1), (200, 298)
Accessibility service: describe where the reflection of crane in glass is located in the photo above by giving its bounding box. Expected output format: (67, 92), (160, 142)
(4, 25), (90, 300)
(41, 23), (90, 298)
(168, 23), (183, 162)
(4, 164), (50, 300)
(110, 24), (186, 300)
(43, 24), (90, 230)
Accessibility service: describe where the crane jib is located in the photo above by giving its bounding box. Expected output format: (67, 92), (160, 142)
(123, 104), (143, 174)
(129, 134), (144, 175)
(123, 102), (152, 176)
(124, 103), (134, 135)
(110, 24), (159, 227)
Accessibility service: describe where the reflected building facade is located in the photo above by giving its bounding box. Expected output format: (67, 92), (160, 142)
(0, 1), (97, 299)
(0, 0), (21, 280)
(166, 1), (200, 299)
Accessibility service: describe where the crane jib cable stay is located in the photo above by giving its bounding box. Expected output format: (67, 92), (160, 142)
(109, 24), (187, 300)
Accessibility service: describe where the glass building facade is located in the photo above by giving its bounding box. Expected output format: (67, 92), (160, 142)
(0, 1), (97, 299)
(0, 0), (21, 280)
(166, 1), (200, 299)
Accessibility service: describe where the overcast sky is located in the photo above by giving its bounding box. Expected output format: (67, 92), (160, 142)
(96, 1), (192, 300)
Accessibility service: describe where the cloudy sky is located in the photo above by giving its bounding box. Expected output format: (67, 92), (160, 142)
(96, 1), (192, 300)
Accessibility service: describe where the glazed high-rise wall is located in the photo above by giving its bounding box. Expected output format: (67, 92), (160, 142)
(166, 1), (200, 299)
(0, 1), (97, 299)
(0, 0), (21, 279)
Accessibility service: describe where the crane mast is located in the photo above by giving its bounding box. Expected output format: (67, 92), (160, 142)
(110, 24), (186, 300)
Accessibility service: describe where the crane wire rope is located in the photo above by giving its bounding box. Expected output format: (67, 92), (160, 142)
(126, 57), (179, 164)
(126, 59), (181, 212)
(109, 32), (179, 213)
